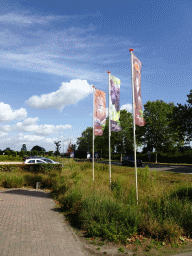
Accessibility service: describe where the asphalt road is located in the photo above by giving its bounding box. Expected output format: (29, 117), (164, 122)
(93, 160), (192, 174)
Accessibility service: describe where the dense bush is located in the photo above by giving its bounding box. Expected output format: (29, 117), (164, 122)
(11, 151), (17, 157)
(0, 164), (20, 172)
(40, 151), (45, 157)
(138, 151), (192, 164)
(19, 150), (25, 158)
(48, 151), (53, 156)
(5, 150), (10, 156)
(26, 151), (31, 156)
(20, 163), (62, 174)
(32, 150), (38, 156)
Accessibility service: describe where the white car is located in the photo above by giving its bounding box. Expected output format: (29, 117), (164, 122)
(24, 158), (63, 167)
(24, 158), (47, 164)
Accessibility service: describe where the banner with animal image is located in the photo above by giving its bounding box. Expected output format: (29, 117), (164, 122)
(110, 74), (121, 132)
(133, 53), (145, 126)
(94, 89), (106, 136)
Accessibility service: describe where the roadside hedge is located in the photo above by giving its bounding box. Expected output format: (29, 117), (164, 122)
(21, 164), (62, 174)
(138, 151), (192, 164)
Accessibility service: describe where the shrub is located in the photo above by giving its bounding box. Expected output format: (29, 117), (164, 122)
(48, 151), (53, 156)
(24, 173), (43, 187)
(20, 163), (62, 174)
(11, 151), (17, 157)
(5, 150), (10, 156)
(2, 174), (24, 188)
(80, 194), (138, 243)
(26, 151), (31, 156)
(40, 151), (45, 157)
(58, 187), (82, 227)
(0, 164), (17, 172)
(32, 150), (38, 156)
(19, 150), (25, 157)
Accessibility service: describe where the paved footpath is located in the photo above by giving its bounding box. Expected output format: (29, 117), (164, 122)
(0, 188), (88, 256)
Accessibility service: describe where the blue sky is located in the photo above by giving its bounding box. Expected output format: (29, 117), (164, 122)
(0, 0), (192, 152)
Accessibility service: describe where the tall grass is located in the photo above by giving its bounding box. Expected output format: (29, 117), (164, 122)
(1, 158), (192, 244)
(0, 173), (24, 188)
(53, 159), (192, 243)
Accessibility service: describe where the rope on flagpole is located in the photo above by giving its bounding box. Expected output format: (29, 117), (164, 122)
(129, 49), (138, 205)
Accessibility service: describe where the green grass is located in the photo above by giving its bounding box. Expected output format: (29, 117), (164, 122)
(1, 157), (192, 246)
(0, 155), (23, 161)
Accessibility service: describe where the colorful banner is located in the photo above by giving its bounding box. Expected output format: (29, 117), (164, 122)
(110, 74), (121, 131)
(94, 89), (106, 136)
(133, 53), (145, 126)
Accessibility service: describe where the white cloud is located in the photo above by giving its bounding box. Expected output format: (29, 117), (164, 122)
(18, 133), (45, 142)
(0, 116), (72, 138)
(26, 79), (93, 110)
(13, 118), (72, 136)
(0, 131), (8, 137)
(0, 125), (11, 132)
(0, 131), (78, 152)
(121, 104), (132, 113)
(0, 13), (98, 26)
(0, 102), (27, 122)
(22, 117), (39, 126)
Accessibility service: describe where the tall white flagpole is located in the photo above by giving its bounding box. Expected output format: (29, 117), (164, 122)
(92, 86), (95, 182)
(129, 49), (138, 205)
(107, 71), (111, 189)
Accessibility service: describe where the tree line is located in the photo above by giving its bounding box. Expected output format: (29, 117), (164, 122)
(76, 90), (192, 157)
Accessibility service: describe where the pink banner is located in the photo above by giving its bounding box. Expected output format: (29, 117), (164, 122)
(94, 89), (106, 136)
(133, 53), (145, 126)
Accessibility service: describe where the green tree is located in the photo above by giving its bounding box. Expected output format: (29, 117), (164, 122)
(169, 103), (192, 146)
(31, 145), (46, 152)
(187, 89), (192, 105)
(5, 150), (10, 156)
(142, 100), (181, 152)
(71, 144), (76, 151)
(21, 144), (27, 152)
(115, 110), (134, 155)
(54, 141), (61, 156)
(77, 127), (92, 152)
(77, 110), (143, 158)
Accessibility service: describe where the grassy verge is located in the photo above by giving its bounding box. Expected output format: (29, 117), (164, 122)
(1, 157), (192, 249)
(0, 155), (23, 161)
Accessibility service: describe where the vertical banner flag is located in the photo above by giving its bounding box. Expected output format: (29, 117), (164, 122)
(133, 53), (145, 126)
(110, 74), (121, 131)
(94, 89), (106, 136)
